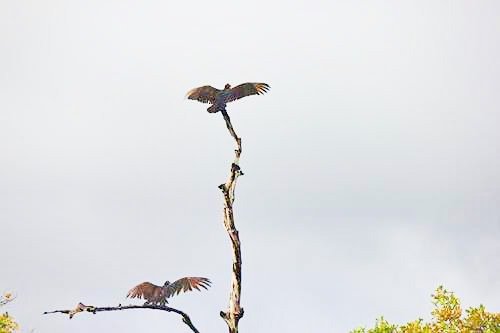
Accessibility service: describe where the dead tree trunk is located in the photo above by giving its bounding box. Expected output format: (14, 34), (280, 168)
(218, 110), (244, 333)
(44, 109), (249, 333)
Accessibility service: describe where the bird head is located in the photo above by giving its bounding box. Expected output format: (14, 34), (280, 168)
(163, 281), (170, 287)
(224, 83), (231, 89)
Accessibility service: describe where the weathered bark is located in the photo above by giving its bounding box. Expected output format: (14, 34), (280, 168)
(43, 302), (200, 333)
(218, 110), (244, 333)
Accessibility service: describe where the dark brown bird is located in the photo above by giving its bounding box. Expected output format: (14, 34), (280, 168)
(126, 277), (211, 306)
(186, 82), (270, 113)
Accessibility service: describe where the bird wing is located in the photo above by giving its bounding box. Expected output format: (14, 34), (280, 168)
(126, 282), (162, 301)
(226, 82), (270, 103)
(186, 86), (221, 104)
(164, 277), (211, 298)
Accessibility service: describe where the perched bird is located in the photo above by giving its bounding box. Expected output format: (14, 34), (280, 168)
(186, 82), (270, 113)
(126, 277), (211, 306)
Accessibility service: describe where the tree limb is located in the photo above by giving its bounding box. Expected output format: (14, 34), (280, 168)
(43, 109), (247, 333)
(43, 302), (200, 333)
(218, 110), (244, 333)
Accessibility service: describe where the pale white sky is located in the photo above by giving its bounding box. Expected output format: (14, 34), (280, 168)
(1, 1), (499, 332)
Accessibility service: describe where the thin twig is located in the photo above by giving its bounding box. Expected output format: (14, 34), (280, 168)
(43, 302), (200, 333)
(218, 110), (244, 333)
(0, 294), (16, 307)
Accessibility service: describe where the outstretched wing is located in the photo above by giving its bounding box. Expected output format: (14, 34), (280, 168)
(186, 86), (221, 104)
(127, 282), (163, 302)
(165, 277), (211, 298)
(226, 82), (270, 103)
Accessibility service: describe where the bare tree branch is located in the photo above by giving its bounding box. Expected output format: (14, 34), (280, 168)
(218, 110), (244, 333)
(43, 302), (200, 333)
(43, 108), (250, 333)
(0, 293), (16, 307)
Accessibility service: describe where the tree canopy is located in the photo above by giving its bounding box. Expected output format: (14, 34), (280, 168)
(351, 286), (500, 333)
(0, 293), (18, 333)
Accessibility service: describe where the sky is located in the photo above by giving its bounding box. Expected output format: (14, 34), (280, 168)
(1, 0), (499, 332)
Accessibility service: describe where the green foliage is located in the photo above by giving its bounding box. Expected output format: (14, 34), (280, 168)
(0, 313), (18, 333)
(0, 293), (18, 333)
(351, 286), (500, 333)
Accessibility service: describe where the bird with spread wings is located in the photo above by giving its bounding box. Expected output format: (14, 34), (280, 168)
(186, 82), (270, 113)
(127, 277), (211, 306)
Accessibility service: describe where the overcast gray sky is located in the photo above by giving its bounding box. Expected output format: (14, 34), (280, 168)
(1, 1), (499, 332)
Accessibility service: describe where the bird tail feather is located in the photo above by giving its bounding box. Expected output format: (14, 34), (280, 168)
(207, 105), (218, 113)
